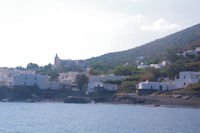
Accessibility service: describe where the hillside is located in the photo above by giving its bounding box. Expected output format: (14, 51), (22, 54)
(88, 23), (200, 68)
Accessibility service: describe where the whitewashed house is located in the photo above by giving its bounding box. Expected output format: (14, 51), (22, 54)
(135, 56), (145, 63)
(137, 63), (149, 69)
(87, 82), (103, 93)
(103, 83), (118, 91)
(150, 64), (164, 69)
(161, 60), (171, 66)
(0, 68), (36, 86)
(124, 62), (129, 66)
(138, 80), (174, 91)
(58, 72), (73, 88)
(174, 71), (200, 89)
(183, 50), (197, 57)
(195, 47), (200, 53)
(12, 73), (63, 89)
(48, 81), (61, 89)
(12, 74), (49, 89)
(87, 82), (118, 93)
(87, 75), (124, 93)
(67, 71), (80, 83)
(58, 73), (68, 82)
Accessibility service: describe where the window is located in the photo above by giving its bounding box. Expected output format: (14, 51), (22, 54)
(25, 77), (28, 79)
(183, 75), (186, 79)
(184, 83), (186, 86)
(34, 77), (37, 80)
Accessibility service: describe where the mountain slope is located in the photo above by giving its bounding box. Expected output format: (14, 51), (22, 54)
(88, 23), (200, 67)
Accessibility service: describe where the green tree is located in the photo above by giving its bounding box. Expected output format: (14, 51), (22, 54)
(120, 81), (136, 92)
(38, 64), (53, 75)
(114, 66), (132, 76)
(27, 63), (39, 70)
(166, 46), (179, 62)
(165, 61), (186, 78)
(139, 72), (155, 81)
(89, 69), (101, 75)
(49, 70), (59, 81)
(75, 74), (89, 91)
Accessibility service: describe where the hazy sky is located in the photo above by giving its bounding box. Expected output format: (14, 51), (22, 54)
(0, 0), (200, 67)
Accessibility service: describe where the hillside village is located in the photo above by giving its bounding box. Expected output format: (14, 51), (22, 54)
(0, 44), (199, 103)
(0, 25), (200, 104)
(0, 55), (126, 95)
(136, 46), (200, 94)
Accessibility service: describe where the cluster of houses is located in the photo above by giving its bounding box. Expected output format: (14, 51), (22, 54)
(57, 72), (126, 93)
(0, 68), (199, 95)
(136, 54), (172, 70)
(137, 60), (171, 69)
(0, 68), (35, 86)
(177, 47), (200, 57)
(0, 67), (126, 94)
(87, 75), (126, 93)
(1, 51), (200, 95)
(136, 47), (200, 70)
(0, 55), (126, 94)
(137, 71), (200, 92)
(0, 68), (62, 90)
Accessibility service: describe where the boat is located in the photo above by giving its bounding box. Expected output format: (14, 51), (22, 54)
(172, 94), (181, 98)
(1, 99), (8, 102)
(183, 96), (190, 100)
(91, 100), (96, 104)
(148, 104), (160, 107)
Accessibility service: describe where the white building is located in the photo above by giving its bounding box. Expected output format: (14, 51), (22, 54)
(58, 72), (82, 85)
(12, 74), (49, 89)
(87, 82), (118, 93)
(174, 71), (200, 89)
(103, 83), (118, 91)
(0, 68), (35, 86)
(135, 56), (145, 63)
(48, 81), (61, 89)
(12, 74), (62, 89)
(183, 50), (197, 57)
(195, 47), (200, 53)
(137, 63), (149, 69)
(58, 73), (68, 82)
(161, 60), (171, 66)
(138, 80), (174, 91)
(150, 64), (164, 69)
(67, 72), (80, 83)
(87, 82), (103, 93)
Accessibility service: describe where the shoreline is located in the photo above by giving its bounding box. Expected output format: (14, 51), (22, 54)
(99, 95), (200, 107)
(1, 95), (200, 107)
(1, 100), (200, 108)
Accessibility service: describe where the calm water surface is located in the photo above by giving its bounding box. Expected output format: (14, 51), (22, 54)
(0, 103), (199, 133)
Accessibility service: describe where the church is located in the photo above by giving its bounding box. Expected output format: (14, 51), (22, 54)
(54, 54), (89, 70)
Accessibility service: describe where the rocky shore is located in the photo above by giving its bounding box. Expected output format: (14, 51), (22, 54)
(1, 95), (200, 107)
(0, 86), (200, 106)
(98, 95), (200, 106)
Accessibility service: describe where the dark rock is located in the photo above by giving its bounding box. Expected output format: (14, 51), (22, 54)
(64, 96), (89, 103)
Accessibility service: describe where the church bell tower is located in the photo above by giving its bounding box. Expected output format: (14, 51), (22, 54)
(54, 54), (61, 69)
